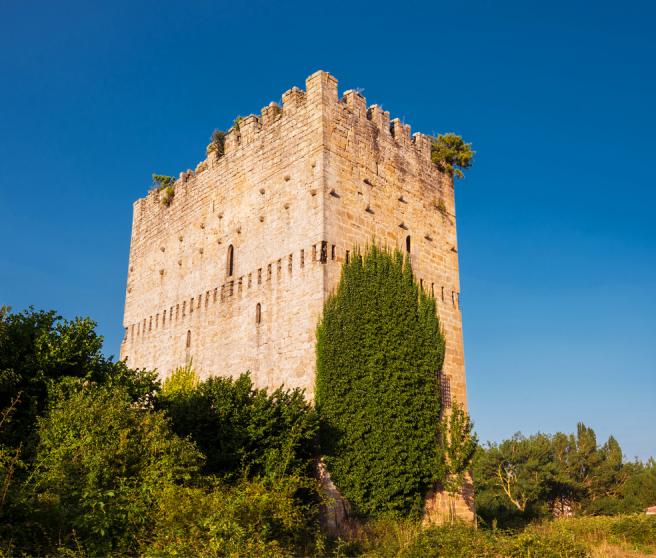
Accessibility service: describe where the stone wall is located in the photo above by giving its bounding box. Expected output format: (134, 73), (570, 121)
(120, 70), (473, 520)
(121, 72), (334, 395)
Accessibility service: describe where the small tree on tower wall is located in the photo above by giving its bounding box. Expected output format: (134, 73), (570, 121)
(315, 245), (447, 518)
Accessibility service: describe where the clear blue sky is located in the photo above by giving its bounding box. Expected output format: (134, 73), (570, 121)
(1, 1), (654, 460)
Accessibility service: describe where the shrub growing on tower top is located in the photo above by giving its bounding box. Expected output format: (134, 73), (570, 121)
(315, 245), (446, 518)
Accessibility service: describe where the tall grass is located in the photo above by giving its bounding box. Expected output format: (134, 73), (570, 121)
(328, 514), (656, 557)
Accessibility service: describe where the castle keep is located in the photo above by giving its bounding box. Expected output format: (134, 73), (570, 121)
(121, 69), (467, 418)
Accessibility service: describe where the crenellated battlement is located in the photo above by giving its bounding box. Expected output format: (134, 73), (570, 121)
(140, 71), (443, 216)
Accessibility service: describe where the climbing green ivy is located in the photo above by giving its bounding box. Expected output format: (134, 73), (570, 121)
(315, 245), (446, 518)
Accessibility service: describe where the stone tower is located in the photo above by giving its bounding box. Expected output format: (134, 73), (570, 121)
(120, 71), (471, 519)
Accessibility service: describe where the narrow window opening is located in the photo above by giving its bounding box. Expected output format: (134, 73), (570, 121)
(163, 310), (166, 326)
(258, 268), (262, 284)
(320, 241), (328, 263)
(312, 244), (317, 261)
(190, 298), (194, 313)
(186, 330), (191, 348)
(346, 250), (350, 264)
(182, 301), (186, 317)
(441, 287), (445, 302)
(300, 249), (305, 268)
(227, 244), (234, 276)
(255, 303), (262, 325)
(267, 264), (272, 280)
(431, 283), (434, 297)
(213, 289), (217, 303)
(420, 279), (423, 291)
(288, 254), (293, 272)
(405, 235), (411, 253)
(331, 244), (336, 260)
(277, 259), (282, 275)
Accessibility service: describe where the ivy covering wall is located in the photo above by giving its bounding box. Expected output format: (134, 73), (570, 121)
(315, 245), (446, 518)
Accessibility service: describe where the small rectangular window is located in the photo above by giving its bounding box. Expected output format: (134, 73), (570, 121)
(440, 373), (452, 408)
(190, 298), (194, 313)
(258, 268), (262, 284)
(331, 244), (335, 260)
(300, 249), (305, 268)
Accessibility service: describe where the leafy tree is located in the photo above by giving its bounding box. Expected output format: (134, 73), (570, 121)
(618, 458), (656, 513)
(0, 307), (158, 460)
(315, 245), (446, 518)
(474, 433), (558, 526)
(159, 370), (318, 481)
(430, 133), (475, 179)
(26, 384), (202, 556)
(474, 424), (655, 525)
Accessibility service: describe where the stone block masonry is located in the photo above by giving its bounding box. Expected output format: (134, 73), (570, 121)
(120, 70), (472, 521)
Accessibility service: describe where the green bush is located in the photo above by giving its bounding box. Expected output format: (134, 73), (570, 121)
(159, 372), (318, 481)
(152, 174), (176, 206)
(430, 133), (474, 179)
(161, 361), (199, 397)
(207, 128), (227, 157)
(145, 477), (322, 557)
(27, 385), (202, 556)
(316, 245), (445, 518)
(608, 514), (656, 547)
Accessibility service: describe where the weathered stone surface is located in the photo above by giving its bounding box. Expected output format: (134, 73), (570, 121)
(120, 70), (473, 521)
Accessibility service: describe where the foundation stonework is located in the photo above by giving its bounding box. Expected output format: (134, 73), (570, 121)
(120, 71), (472, 521)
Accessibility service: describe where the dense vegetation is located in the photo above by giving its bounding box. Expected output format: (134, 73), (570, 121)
(316, 246), (448, 518)
(0, 307), (321, 556)
(1, 274), (654, 556)
(474, 425), (656, 528)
